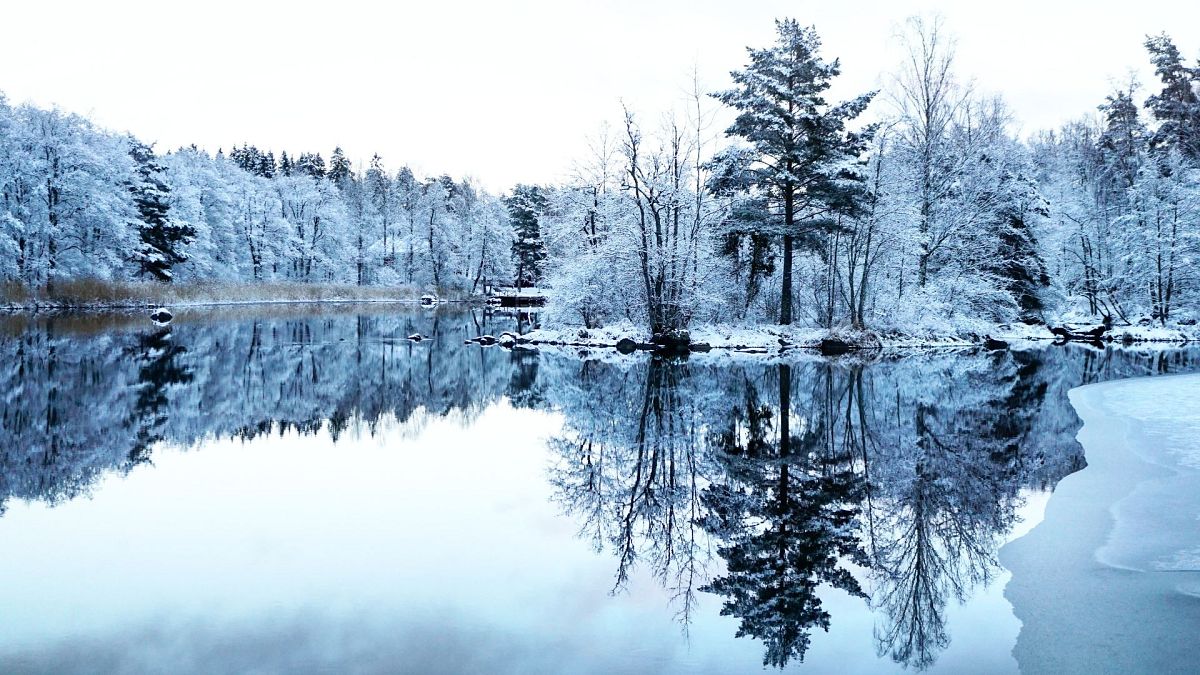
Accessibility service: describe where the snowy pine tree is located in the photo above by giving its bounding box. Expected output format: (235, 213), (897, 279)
(504, 184), (547, 288)
(129, 140), (193, 281)
(327, 146), (352, 186)
(712, 20), (875, 324)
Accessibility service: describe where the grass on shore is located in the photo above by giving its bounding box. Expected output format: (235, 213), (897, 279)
(0, 278), (464, 309)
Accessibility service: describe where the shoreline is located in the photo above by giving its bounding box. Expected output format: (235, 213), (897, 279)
(3, 300), (1196, 352)
(512, 322), (1200, 354)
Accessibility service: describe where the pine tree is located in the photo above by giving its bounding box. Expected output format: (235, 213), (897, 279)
(278, 150), (293, 177)
(1144, 33), (1200, 162)
(129, 140), (194, 281)
(258, 150), (276, 179)
(296, 152), (326, 178)
(328, 146), (352, 186)
(504, 184), (547, 288)
(712, 20), (875, 324)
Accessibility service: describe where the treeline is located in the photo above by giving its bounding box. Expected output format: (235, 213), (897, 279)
(0, 101), (513, 293)
(2, 16), (1199, 334)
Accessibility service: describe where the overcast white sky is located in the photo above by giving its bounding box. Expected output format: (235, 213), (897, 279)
(2, 0), (1198, 191)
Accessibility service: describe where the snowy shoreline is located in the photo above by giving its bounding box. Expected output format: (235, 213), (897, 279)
(4, 299), (1196, 352)
(514, 320), (1200, 355)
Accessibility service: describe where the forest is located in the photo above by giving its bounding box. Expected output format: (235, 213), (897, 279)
(1, 17), (1198, 338)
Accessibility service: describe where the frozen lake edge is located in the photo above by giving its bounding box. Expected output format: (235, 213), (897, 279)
(1001, 373), (1200, 675)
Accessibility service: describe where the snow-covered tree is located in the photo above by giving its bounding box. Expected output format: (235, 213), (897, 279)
(129, 140), (194, 281)
(711, 19), (875, 325)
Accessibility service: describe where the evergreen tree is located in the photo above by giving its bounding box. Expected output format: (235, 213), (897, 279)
(712, 20), (875, 324)
(258, 150), (276, 179)
(504, 184), (547, 288)
(1144, 34), (1200, 162)
(129, 140), (194, 281)
(278, 150), (293, 177)
(1097, 89), (1147, 192)
(328, 146), (353, 186)
(296, 152), (326, 178)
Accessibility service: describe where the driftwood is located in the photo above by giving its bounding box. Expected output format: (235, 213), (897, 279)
(982, 336), (1009, 351)
(1050, 325), (1108, 342)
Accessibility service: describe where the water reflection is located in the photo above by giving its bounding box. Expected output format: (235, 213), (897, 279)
(1, 308), (1197, 671)
(539, 346), (1198, 669)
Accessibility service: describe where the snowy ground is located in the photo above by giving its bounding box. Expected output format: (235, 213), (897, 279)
(993, 321), (1200, 344)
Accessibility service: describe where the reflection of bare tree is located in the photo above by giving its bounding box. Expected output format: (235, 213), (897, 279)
(865, 352), (1050, 670)
(546, 358), (721, 624)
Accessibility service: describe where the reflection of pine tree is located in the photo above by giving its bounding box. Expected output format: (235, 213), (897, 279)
(127, 327), (193, 463)
(506, 349), (543, 408)
(702, 364), (868, 668)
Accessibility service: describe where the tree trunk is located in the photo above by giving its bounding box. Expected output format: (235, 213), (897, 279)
(780, 235), (794, 325)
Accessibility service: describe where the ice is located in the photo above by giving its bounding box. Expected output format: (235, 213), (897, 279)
(1000, 373), (1200, 674)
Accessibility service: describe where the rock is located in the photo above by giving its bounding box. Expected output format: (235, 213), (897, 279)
(651, 328), (691, 354)
(689, 342), (712, 353)
(818, 338), (853, 356)
(476, 335), (497, 346)
(983, 336), (1009, 351)
(419, 294), (439, 306)
(498, 333), (516, 347)
(616, 338), (638, 354)
(150, 308), (173, 324)
(407, 333), (424, 341)
(577, 329), (591, 339)
(1179, 318), (1198, 326)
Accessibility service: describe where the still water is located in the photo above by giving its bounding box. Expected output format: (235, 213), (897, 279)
(0, 306), (1197, 674)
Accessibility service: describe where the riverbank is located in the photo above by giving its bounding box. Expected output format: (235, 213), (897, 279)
(999, 374), (1200, 674)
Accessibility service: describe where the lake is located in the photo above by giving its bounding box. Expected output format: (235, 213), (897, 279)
(0, 306), (1197, 674)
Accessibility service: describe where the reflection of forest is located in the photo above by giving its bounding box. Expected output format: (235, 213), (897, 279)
(0, 309), (523, 513)
(542, 347), (1200, 669)
(1, 311), (1197, 670)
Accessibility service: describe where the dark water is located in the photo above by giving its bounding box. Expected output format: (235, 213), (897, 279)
(0, 306), (1197, 674)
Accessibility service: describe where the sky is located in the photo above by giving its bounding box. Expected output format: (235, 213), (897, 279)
(2, 0), (1199, 192)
